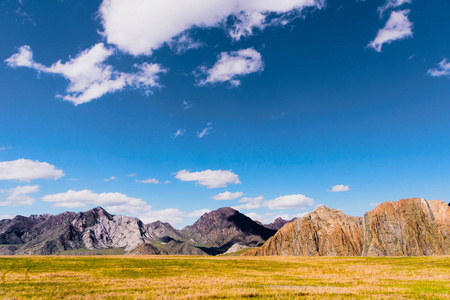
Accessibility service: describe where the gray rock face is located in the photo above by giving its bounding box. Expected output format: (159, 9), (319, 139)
(0, 207), (180, 255)
(0, 206), (275, 256)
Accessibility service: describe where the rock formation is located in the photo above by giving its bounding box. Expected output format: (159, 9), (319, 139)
(363, 198), (447, 256)
(180, 207), (277, 253)
(1, 199), (448, 256)
(244, 206), (364, 256)
(428, 200), (450, 254)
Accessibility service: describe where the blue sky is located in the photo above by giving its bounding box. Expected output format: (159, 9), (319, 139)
(1, 0), (449, 227)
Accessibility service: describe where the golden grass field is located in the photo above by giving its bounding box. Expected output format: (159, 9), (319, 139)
(0, 255), (449, 299)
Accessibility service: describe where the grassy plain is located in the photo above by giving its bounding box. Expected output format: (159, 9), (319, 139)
(0, 255), (448, 299)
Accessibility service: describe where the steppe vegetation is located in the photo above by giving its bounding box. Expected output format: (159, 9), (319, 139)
(0, 256), (448, 299)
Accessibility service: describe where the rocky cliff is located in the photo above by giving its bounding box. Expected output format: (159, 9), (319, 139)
(428, 200), (450, 254)
(246, 198), (449, 257)
(363, 198), (447, 256)
(244, 206), (364, 256)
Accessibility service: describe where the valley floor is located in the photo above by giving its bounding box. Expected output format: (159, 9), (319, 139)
(0, 256), (449, 299)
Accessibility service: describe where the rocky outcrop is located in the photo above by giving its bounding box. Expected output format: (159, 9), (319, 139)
(180, 207), (277, 253)
(222, 243), (249, 255)
(363, 198), (446, 256)
(428, 200), (450, 254)
(244, 206), (364, 256)
(264, 217), (296, 230)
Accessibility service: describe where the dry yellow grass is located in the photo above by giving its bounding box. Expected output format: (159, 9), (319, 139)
(0, 255), (449, 299)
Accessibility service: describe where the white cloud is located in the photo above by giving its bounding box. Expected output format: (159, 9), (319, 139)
(368, 10), (413, 52)
(127, 173), (137, 177)
(0, 185), (40, 206)
(370, 202), (380, 207)
(135, 178), (160, 184)
(0, 214), (12, 220)
(0, 147), (11, 151)
(175, 169), (241, 188)
(245, 211), (293, 223)
(327, 184), (350, 192)
(232, 195), (264, 210)
(182, 100), (192, 110)
(5, 44), (166, 105)
(428, 59), (450, 78)
(169, 34), (204, 54)
(41, 189), (151, 214)
(98, 0), (324, 56)
(229, 12), (267, 41)
(187, 208), (211, 218)
(173, 129), (186, 138)
(263, 194), (314, 210)
(0, 159), (64, 182)
(139, 208), (185, 225)
(197, 123), (213, 139)
(197, 48), (264, 86)
(212, 191), (244, 201)
(378, 0), (411, 17)
(104, 176), (116, 182)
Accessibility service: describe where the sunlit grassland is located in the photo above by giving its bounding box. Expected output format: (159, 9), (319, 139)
(0, 256), (448, 299)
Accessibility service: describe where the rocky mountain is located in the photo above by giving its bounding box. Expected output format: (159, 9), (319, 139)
(244, 206), (364, 256)
(363, 198), (448, 256)
(264, 217), (296, 230)
(180, 207), (277, 254)
(1, 199), (448, 256)
(245, 198), (449, 257)
(0, 206), (276, 256)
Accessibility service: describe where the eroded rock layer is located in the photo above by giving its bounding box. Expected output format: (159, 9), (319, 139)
(244, 206), (364, 256)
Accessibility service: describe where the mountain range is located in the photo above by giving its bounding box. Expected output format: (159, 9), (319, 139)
(0, 198), (448, 256)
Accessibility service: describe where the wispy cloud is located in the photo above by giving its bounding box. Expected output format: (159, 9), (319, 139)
(135, 178), (160, 184)
(378, 0), (412, 18)
(173, 128), (186, 138)
(197, 123), (213, 138)
(368, 10), (413, 52)
(197, 48), (264, 87)
(182, 100), (192, 110)
(5, 44), (166, 105)
(104, 176), (116, 182)
(428, 59), (450, 77)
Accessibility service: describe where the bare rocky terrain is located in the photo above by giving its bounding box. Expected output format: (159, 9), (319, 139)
(0, 198), (448, 256)
(245, 198), (449, 257)
(0, 207), (276, 255)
